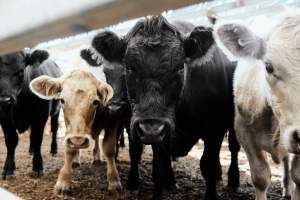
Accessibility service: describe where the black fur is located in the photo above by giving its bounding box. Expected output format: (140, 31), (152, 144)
(0, 50), (61, 179)
(184, 26), (214, 59)
(92, 31), (125, 63)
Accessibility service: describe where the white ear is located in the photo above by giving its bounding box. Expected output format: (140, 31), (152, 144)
(30, 75), (62, 100)
(214, 22), (266, 60)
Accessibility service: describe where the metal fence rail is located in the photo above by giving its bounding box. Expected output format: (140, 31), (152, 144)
(33, 0), (300, 80)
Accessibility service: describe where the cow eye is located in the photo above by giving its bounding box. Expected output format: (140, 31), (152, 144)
(265, 62), (274, 74)
(93, 99), (100, 106)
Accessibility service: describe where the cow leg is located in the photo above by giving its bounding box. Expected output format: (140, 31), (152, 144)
(29, 130), (33, 155)
(55, 148), (78, 194)
(200, 133), (224, 200)
(119, 126), (125, 148)
(31, 114), (48, 177)
(127, 137), (143, 190)
(245, 148), (271, 200)
(1, 120), (18, 179)
(50, 111), (60, 156)
(282, 155), (293, 198)
(103, 126), (122, 192)
(72, 150), (81, 168)
(152, 142), (175, 199)
(227, 127), (240, 191)
(115, 124), (124, 159)
(93, 135), (101, 165)
(291, 155), (300, 200)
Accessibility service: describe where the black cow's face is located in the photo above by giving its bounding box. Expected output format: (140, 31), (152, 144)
(89, 16), (214, 144)
(0, 50), (49, 108)
(124, 30), (184, 144)
(102, 61), (129, 117)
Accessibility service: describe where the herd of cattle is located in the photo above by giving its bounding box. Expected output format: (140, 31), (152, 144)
(0, 9), (299, 200)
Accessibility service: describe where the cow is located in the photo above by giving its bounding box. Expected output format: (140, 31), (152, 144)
(84, 16), (240, 200)
(0, 49), (61, 179)
(213, 12), (300, 200)
(30, 69), (122, 194)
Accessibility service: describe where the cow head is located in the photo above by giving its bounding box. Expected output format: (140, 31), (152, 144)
(30, 69), (113, 149)
(214, 14), (300, 154)
(80, 48), (130, 118)
(88, 16), (214, 144)
(0, 49), (48, 107)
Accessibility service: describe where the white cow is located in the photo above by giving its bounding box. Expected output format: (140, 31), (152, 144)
(213, 12), (300, 200)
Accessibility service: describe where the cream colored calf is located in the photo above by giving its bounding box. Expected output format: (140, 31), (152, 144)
(214, 12), (300, 200)
(30, 69), (122, 194)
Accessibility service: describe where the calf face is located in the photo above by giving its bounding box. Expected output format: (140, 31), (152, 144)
(214, 13), (300, 154)
(88, 16), (213, 144)
(30, 69), (113, 149)
(0, 50), (48, 110)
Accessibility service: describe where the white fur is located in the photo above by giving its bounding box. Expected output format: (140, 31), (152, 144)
(233, 58), (271, 117)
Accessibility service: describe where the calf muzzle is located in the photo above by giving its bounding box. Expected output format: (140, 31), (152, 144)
(65, 135), (90, 149)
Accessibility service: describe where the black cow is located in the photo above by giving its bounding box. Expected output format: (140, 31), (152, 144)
(0, 50), (62, 179)
(82, 16), (240, 200)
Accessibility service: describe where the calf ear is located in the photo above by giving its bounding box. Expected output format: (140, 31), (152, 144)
(92, 31), (126, 63)
(97, 82), (113, 107)
(30, 75), (62, 100)
(24, 50), (49, 67)
(214, 23), (265, 59)
(184, 26), (214, 60)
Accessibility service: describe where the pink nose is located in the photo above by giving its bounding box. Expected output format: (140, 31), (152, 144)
(66, 136), (90, 149)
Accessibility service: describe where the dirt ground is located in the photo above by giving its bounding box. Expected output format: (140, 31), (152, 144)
(0, 120), (286, 200)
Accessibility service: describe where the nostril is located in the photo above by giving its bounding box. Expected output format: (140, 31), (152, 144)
(66, 138), (72, 145)
(138, 120), (165, 135)
(84, 138), (89, 146)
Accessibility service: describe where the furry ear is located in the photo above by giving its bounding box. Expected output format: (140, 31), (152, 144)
(24, 50), (49, 67)
(214, 23), (265, 59)
(80, 48), (103, 67)
(184, 26), (214, 59)
(30, 75), (62, 100)
(97, 82), (113, 106)
(92, 31), (126, 63)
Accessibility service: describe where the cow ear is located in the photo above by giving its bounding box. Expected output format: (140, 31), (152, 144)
(24, 50), (49, 67)
(30, 75), (62, 100)
(80, 48), (103, 67)
(92, 31), (126, 63)
(97, 82), (113, 106)
(214, 23), (265, 59)
(184, 26), (214, 60)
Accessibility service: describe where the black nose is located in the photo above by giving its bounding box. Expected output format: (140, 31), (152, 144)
(0, 96), (13, 105)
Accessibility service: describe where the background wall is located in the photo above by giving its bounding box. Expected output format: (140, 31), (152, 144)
(0, 0), (111, 40)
